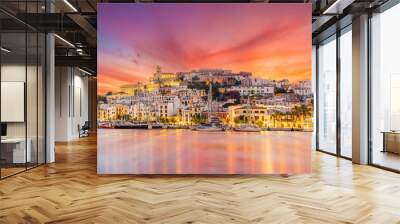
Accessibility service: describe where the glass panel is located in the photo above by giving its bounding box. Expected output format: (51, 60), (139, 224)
(339, 28), (352, 158)
(317, 36), (337, 154)
(38, 33), (46, 165)
(1, 30), (27, 177)
(0, 1), (46, 178)
(371, 4), (400, 171)
(27, 31), (38, 169)
(27, 0), (40, 169)
(312, 45), (317, 150)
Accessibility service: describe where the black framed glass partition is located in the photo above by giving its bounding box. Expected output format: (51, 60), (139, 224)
(315, 24), (353, 159)
(0, 1), (46, 179)
(315, 0), (400, 171)
(370, 2), (400, 171)
(317, 35), (337, 155)
(0, 29), (28, 177)
(339, 25), (352, 159)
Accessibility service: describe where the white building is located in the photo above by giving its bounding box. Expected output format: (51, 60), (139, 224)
(275, 79), (290, 89)
(157, 102), (175, 117)
(228, 85), (274, 96)
(293, 87), (313, 96)
(97, 104), (117, 121)
(292, 80), (313, 96)
(129, 103), (152, 121)
(228, 104), (270, 125)
(242, 77), (273, 86)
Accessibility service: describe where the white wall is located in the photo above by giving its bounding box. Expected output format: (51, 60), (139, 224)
(71, 73), (89, 138)
(55, 67), (89, 141)
(1, 65), (26, 138)
(55, 67), (70, 141)
(1, 63), (46, 164)
(1, 65), (37, 138)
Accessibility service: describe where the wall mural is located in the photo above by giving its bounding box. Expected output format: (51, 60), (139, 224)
(97, 3), (312, 174)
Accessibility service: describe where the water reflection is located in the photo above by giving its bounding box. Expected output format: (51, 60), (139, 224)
(97, 129), (311, 174)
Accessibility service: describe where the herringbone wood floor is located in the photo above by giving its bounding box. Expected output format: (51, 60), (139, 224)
(1, 135), (400, 224)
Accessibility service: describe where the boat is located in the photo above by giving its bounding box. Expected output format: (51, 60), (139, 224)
(151, 123), (163, 129)
(148, 122), (163, 129)
(233, 124), (262, 132)
(114, 122), (147, 129)
(113, 121), (164, 129)
(194, 122), (224, 132)
(98, 122), (114, 129)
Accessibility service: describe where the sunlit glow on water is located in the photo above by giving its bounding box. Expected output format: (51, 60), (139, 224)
(97, 129), (311, 174)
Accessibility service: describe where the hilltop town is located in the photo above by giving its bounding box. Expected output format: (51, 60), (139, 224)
(98, 67), (313, 130)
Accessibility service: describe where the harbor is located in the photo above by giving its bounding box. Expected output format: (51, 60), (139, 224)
(98, 121), (312, 132)
(97, 128), (312, 174)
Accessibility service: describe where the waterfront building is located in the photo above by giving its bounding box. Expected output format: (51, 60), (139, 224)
(98, 104), (117, 121)
(227, 104), (270, 126)
(114, 104), (129, 120)
(179, 106), (203, 125)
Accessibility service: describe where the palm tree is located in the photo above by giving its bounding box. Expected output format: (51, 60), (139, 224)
(294, 104), (310, 128)
(302, 104), (313, 128)
(271, 114), (276, 128)
(274, 111), (284, 128)
(286, 111), (294, 128)
(292, 106), (303, 128)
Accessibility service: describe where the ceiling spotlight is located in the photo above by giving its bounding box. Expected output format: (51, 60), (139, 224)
(54, 34), (75, 48)
(322, 0), (354, 15)
(63, 0), (78, 12)
(78, 67), (93, 76)
(1, 47), (11, 53)
(76, 48), (84, 55)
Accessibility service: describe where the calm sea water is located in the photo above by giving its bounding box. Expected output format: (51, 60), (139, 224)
(97, 129), (311, 174)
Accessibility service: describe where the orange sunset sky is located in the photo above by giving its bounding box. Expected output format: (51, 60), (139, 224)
(98, 3), (311, 95)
